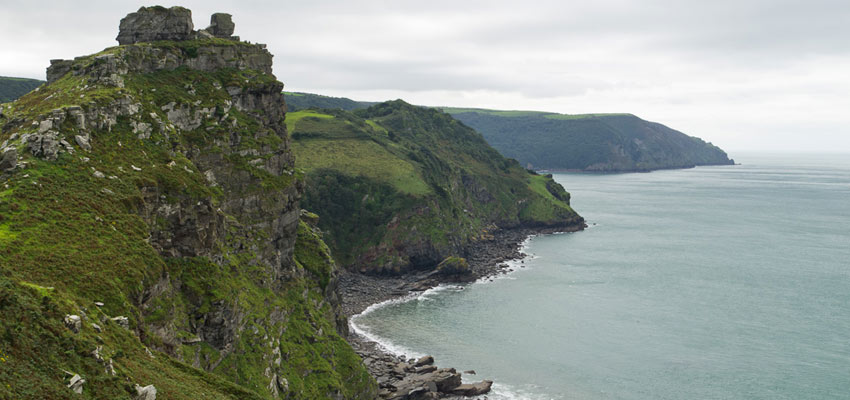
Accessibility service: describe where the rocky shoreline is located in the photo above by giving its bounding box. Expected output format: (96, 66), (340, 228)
(339, 225), (584, 399)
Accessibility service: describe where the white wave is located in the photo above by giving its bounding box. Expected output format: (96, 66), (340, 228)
(349, 232), (562, 393)
(350, 284), (465, 358)
(349, 318), (423, 359)
(484, 381), (561, 400)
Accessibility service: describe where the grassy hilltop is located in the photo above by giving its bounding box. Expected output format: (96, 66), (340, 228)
(289, 100), (584, 274)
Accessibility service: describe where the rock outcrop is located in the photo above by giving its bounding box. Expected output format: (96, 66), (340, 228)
(353, 350), (493, 399)
(116, 6), (194, 45)
(205, 13), (236, 38)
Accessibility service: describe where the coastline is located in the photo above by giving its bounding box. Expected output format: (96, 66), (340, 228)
(339, 224), (584, 399)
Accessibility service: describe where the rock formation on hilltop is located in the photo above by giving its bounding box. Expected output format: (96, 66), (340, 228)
(115, 6), (238, 45)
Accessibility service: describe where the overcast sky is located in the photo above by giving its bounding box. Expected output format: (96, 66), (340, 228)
(2, 0), (849, 153)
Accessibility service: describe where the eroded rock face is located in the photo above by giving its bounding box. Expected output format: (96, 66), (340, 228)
(116, 6), (194, 45)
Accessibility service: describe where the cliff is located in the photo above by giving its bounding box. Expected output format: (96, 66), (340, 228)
(0, 7), (373, 399)
(445, 109), (735, 172)
(289, 101), (585, 275)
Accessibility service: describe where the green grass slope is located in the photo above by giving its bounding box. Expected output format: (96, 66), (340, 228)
(290, 101), (584, 274)
(0, 37), (373, 399)
(0, 76), (44, 103)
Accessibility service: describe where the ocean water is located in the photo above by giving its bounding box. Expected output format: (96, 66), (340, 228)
(351, 154), (850, 400)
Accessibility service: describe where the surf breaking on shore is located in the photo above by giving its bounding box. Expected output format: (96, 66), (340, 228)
(338, 229), (568, 399)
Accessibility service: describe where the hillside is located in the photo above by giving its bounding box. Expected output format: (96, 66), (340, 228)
(283, 92), (734, 172)
(284, 92), (374, 112)
(0, 7), (374, 399)
(445, 109), (734, 171)
(288, 101), (584, 274)
(0, 76), (44, 103)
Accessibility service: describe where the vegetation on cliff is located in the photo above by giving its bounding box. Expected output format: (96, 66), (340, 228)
(0, 7), (373, 399)
(289, 100), (584, 274)
(445, 109), (734, 171)
(285, 92), (735, 172)
(0, 76), (43, 103)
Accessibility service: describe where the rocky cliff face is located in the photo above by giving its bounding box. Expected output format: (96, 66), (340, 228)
(0, 7), (373, 399)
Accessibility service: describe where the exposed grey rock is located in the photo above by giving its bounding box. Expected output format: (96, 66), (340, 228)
(117, 6), (194, 45)
(26, 132), (62, 160)
(74, 135), (91, 151)
(414, 355), (434, 367)
(206, 13), (235, 38)
(110, 316), (129, 329)
(91, 323), (102, 333)
(386, 368), (462, 399)
(64, 314), (81, 333)
(132, 121), (152, 139)
(451, 380), (493, 396)
(104, 359), (116, 376)
(0, 148), (17, 172)
(66, 373), (85, 394)
(415, 365), (437, 374)
(463, 370), (476, 375)
(92, 346), (104, 362)
(47, 59), (74, 83)
(134, 384), (157, 400)
(38, 120), (53, 134)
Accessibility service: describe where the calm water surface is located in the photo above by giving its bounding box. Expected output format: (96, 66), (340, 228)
(353, 154), (850, 399)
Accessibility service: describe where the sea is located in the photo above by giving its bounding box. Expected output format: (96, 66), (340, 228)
(351, 153), (850, 400)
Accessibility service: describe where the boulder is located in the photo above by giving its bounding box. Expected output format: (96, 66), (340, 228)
(415, 365), (437, 374)
(414, 355), (434, 367)
(0, 148), (16, 172)
(134, 384), (157, 400)
(451, 380), (493, 396)
(65, 372), (85, 394)
(429, 368), (462, 392)
(64, 315), (81, 333)
(110, 316), (130, 329)
(74, 135), (91, 151)
(206, 13), (235, 38)
(116, 6), (194, 45)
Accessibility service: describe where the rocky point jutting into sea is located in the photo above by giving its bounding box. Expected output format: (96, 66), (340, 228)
(0, 5), (586, 399)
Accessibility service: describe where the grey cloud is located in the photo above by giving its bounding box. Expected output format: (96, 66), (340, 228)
(1, 0), (849, 151)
